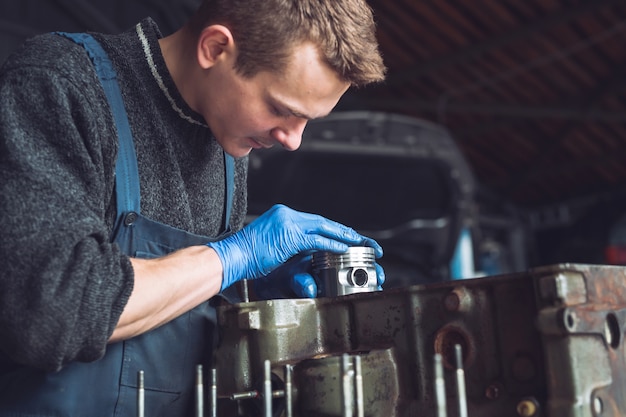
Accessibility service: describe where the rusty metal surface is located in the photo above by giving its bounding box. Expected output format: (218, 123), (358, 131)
(212, 263), (626, 417)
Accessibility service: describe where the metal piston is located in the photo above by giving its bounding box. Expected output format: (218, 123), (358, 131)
(312, 246), (379, 297)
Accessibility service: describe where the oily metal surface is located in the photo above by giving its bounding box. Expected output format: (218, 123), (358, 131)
(212, 263), (626, 417)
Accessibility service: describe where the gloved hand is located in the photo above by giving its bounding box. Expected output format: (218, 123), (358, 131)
(253, 253), (316, 299)
(207, 204), (383, 292)
(254, 253), (386, 299)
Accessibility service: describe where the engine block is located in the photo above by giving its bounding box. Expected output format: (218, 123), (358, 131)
(212, 264), (626, 417)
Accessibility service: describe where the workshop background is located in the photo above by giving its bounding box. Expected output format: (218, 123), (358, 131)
(3, 0), (626, 288)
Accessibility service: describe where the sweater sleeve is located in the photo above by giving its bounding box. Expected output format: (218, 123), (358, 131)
(0, 44), (134, 371)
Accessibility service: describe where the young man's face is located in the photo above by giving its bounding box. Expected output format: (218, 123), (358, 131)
(201, 42), (349, 158)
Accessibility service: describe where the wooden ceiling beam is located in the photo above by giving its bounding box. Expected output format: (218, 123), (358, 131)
(339, 97), (626, 123)
(378, 0), (622, 87)
(505, 54), (626, 196)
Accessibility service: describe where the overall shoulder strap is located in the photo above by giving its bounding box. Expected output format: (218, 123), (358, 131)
(224, 153), (234, 232)
(57, 31), (236, 233)
(56, 32), (140, 216)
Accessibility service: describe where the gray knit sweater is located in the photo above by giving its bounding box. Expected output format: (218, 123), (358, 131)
(0, 18), (248, 371)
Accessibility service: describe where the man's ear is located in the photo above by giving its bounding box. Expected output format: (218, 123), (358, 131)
(197, 25), (235, 69)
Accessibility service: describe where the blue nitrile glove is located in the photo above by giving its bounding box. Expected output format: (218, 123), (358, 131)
(254, 253), (386, 299)
(254, 253), (316, 299)
(207, 204), (384, 292)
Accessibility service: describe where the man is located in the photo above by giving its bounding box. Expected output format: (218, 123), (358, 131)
(0, 0), (386, 415)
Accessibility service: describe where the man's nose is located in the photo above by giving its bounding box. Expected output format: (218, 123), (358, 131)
(271, 118), (307, 151)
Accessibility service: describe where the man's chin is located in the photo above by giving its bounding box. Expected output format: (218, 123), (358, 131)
(229, 148), (252, 158)
(217, 139), (252, 158)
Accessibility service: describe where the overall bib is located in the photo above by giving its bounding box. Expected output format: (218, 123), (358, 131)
(0, 33), (234, 416)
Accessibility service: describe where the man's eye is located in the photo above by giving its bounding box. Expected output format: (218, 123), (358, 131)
(270, 105), (290, 118)
(270, 106), (283, 117)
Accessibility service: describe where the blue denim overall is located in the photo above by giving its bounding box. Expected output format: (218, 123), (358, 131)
(0, 33), (234, 416)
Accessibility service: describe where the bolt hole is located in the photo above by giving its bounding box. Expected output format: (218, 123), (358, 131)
(434, 326), (471, 370)
(565, 312), (575, 330)
(593, 395), (603, 415)
(605, 313), (621, 350)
